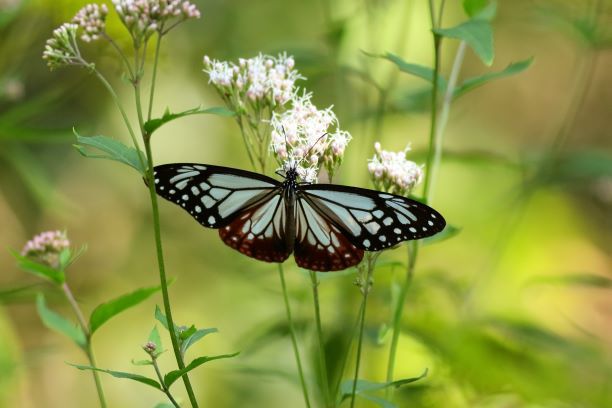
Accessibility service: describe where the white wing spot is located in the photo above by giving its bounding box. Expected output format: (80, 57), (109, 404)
(379, 235), (386, 242)
(169, 189), (176, 194)
(210, 188), (230, 200)
(409, 227), (417, 233)
(154, 179), (159, 184)
(194, 165), (207, 170)
(201, 195), (215, 209)
(431, 214), (437, 219)
(383, 217), (393, 226)
(191, 186), (200, 195)
(363, 239), (370, 248)
(365, 221), (381, 234)
(208, 216), (215, 224)
(327, 247), (335, 254)
(428, 220), (434, 226)
(398, 214), (410, 224)
(199, 182), (210, 191)
(373, 210), (384, 218)
(379, 193), (393, 199)
(170, 171), (199, 183)
(182, 194), (189, 201)
(247, 233), (254, 240)
(175, 180), (189, 190)
(160, 186), (165, 191)
(195, 206), (201, 213)
(394, 228), (401, 234)
(241, 220), (252, 234)
(422, 227), (428, 231)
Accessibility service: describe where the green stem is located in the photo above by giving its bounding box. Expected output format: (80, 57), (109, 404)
(422, 34), (442, 204)
(147, 32), (163, 121)
(350, 254), (376, 408)
(310, 271), (332, 407)
(152, 357), (181, 408)
(143, 137), (199, 408)
(278, 264), (312, 408)
(61, 283), (107, 408)
(102, 33), (135, 80)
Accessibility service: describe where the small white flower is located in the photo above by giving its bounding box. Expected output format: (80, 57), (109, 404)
(368, 143), (423, 195)
(72, 4), (108, 42)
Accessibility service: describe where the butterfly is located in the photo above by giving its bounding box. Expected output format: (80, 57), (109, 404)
(152, 163), (446, 271)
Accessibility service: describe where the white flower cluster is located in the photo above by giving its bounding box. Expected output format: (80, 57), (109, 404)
(21, 230), (71, 268)
(112, 0), (200, 44)
(368, 142), (424, 196)
(72, 3), (108, 42)
(270, 92), (352, 182)
(42, 23), (85, 70)
(203, 53), (302, 106)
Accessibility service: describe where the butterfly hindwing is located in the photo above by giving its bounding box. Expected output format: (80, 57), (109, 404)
(294, 197), (364, 271)
(219, 191), (291, 263)
(299, 184), (445, 251)
(153, 163), (281, 228)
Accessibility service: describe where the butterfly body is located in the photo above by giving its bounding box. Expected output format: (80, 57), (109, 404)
(152, 163), (446, 271)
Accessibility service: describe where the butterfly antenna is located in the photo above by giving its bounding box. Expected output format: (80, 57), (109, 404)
(302, 133), (328, 161)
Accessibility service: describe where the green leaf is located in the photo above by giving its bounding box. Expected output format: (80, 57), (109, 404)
(89, 283), (163, 334)
(339, 370), (428, 402)
(434, 20), (494, 66)
(454, 58), (534, 98)
(359, 394), (396, 408)
(131, 359), (154, 366)
(155, 305), (179, 334)
(423, 224), (461, 246)
(36, 294), (87, 349)
(73, 130), (147, 175)
(11, 250), (65, 284)
(148, 325), (163, 350)
(144, 105), (235, 135)
(164, 352), (240, 388)
(463, 0), (497, 20)
(153, 404), (175, 408)
(180, 328), (218, 356)
(378, 53), (447, 89)
(69, 363), (162, 390)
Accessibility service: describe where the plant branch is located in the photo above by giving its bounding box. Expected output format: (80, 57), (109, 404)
(152, 358), (181, 408)
(310, 271), (332, 408)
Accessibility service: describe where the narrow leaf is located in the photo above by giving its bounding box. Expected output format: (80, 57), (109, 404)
(378, 53), (447, 89)
(36, 294), (87, 349)
(144, 106), (235, 134)
(73, 130), (146, 174)
(131, 359), (154, 366)
(69, 363), (162, 390)
(90, 284), (162, 334)
(180, 328), (218, 355)
(340, 369), (428, 401)
(434, 20), (494, 66)
(423, 224), (461, 246)
(148, 325), (163, 350)
(164, 352), (240, 388)
(11, 250), (65, 284)
(155, 305), (178, 333)
(454, 58), (534, 98)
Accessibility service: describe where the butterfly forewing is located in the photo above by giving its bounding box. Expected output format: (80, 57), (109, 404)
(219, 191), (291, 263)
(153, 163), (281, 228)
(299, 184), (445, 251)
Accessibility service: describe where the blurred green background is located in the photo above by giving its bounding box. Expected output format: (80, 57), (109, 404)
(1, 0), (612, 407)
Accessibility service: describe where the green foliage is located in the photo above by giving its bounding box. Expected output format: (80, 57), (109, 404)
(36, 294), (86, 350)
(163, 352), (240, 388)
(528, 274), (612, 289)
(11, 250), (65, 284)
(181, 328), (218, 356)
(454, 58), (534, 98)
(462, 0), (489, 17)
(434, 20), (494, 66)
(377, 53), (447, 88)
(73, 130), (147, 175)
(69, 363), (162, 390)
(339, 371), (428, 407)
(89, 283), (163, 335)
(144, 105), (235, 135)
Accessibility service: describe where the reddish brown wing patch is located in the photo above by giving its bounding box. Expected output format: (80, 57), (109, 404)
(294, 200), (364, 271)
(219, 196), (291, 263)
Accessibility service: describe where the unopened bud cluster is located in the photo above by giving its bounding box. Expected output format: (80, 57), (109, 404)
(73, 4), (108, 42)
(270, 92), (351, 182)
(21, 230), (70, 269)
(368, 142), (424, 196)
(203, 53), (301, 108)
(142, 341), (157, 355)
(42, 24), (87, 70)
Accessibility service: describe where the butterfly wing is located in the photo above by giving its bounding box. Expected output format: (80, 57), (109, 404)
(153, 163), (292, 263)
(298, 184), (446, 252)
(294, 195), (364, 271)
(153, 163), (281, 228)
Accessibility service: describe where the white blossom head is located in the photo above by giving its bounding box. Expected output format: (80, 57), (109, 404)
(42, 23), (89, 70)
(72, 3), (108, 42)
(21, 230), (71, 269)
(270, 92), (352, 182)
(112, 0), (201, 45)
(368, 142), (424, 196)
(203, 53), (303, 109)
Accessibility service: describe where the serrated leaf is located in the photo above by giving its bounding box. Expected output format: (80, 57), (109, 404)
(434, 20), (494, 66)
(73, 130), (146, 174)
(89, 283), (163, 334)
(36, 294), (87, 349)
(11, 250), (65, 284)
(69, 363), (162, 390)
(340, 369), (428, 402)
(180, 328), (218, 355)
(164, 352), (240, 388)
(377, 52), (447, 89)
(423, 224), (461, 246)
(454, 58), (533, 98)
(144, 106), (235, 134)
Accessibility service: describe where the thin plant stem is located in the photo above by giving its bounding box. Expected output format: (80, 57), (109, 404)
(309, 271), (332, 407)
(102, 33), (135, 80)
(61, 283), (107, 408)
(152, 358), (181, 408)
(349, 254), (376, 408)
(147, 32), (163, 121)
(143, 138), (199, 408)
(278, 264), (312, 408)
